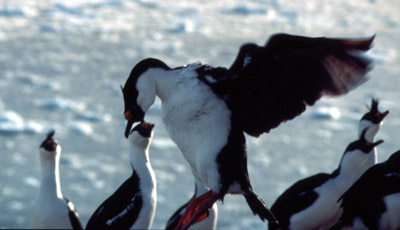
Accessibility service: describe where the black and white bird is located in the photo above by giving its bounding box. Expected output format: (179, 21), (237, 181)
(269, 128), (383, 230)
(165, 179), (218, 230)
(86, 122), (156, 230)
(30, 131), (82, 229)
(121, 33), (374, 229)
(358, 98), (389, 165)
(332, 149), (400, 230)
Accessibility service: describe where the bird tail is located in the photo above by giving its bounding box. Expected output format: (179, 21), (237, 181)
(244, 191), (280, 228)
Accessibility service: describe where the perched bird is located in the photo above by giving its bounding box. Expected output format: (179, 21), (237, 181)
(30, 131), (82, 229)
(331, 149), (400, 230)
(269, 128), (383, 230)
(121, 33), (374, 229)
(165, 179), (218, 230)
(86, 122), (156, 230)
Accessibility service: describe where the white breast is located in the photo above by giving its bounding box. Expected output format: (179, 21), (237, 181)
(30, 197), (72, 229)
(160, 65), (232, 192)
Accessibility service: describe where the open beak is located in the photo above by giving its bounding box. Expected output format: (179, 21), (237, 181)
(378, 110), (390, 122)
(366, 139), (384, 148)
(372, 139), (384, 148)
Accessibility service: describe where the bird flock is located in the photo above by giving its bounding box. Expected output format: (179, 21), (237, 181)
(30, 33), (400, 230)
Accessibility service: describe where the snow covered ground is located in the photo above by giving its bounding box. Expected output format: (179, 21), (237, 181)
(0, 0), (399, 228)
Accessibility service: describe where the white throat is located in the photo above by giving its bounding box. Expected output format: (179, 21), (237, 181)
(358, 120), (381, 167)
(128, 136), (156, 192)
(358, 120), (380, 142)
(38, 146), (63, 199)
(334, 149), (370, 191)
(135, 64), (202, 112)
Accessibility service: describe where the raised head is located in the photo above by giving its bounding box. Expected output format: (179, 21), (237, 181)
(359, 98), (389, 141)
(339, 128), (383, 171)
(39, 130), (61, 157)
(122, 58), (169, 138)
(346, 128), (384, 155)
(361, 98), (389, 124)
(128, 121), (155, 147)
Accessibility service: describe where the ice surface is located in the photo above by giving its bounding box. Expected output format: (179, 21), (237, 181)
(0, 0), (399, 229)
(312, 106), (341, 120)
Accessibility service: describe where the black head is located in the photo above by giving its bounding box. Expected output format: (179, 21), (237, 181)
(345, 128), (384, 154)
(40, 130), (58, 151)
(122, 58), (170, 138)
(130, 121), (155, 138)
(361, 98), (389, 124)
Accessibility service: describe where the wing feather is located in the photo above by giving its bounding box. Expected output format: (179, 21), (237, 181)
(226, 33), (374, 136)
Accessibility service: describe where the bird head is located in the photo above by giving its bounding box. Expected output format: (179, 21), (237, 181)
(361, 98), (389, 124)
(122, 58), (169, 138)
(128, 121), (155, 147)
(359, 98), (389, 142)
(39, 130), (61, 157)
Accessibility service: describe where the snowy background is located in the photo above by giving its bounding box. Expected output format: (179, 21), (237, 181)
(0, 0), (399, 229)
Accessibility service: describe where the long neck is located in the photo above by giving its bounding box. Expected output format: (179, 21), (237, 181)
(39, 154), (63, 198)
(152, 69), (177, 103)
(358, 122), (380, 166)
(358, 121), (379, 142)
(332, 152), (367, 192)
(129, 143), (155, 191)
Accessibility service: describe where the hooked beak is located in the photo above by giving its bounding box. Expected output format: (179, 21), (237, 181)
(124, 108), (145, 138)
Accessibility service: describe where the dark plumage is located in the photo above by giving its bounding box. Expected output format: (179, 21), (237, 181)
(332, 150), (400, 229)
(121, 33), (375, 230)
(199, 33), (374, 137)
(86, 169), (143, 230)
(269, 128), (383, 230)
(64, 198), (83, 230)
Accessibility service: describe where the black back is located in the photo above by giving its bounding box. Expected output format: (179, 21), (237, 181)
(86, 169), (143, 230)
(270, 173), (332, 228)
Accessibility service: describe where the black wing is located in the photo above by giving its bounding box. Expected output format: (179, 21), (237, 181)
(63, 198), (83, 230)
(270, 173), (331, 228)
(86, 171), (143, 230)
(224, 33), (374, 137)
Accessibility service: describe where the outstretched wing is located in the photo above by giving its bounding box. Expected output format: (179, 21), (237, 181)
(225, 33), (374, 137)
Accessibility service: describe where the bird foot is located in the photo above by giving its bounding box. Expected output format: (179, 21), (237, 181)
(175, 190), (219, 230)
